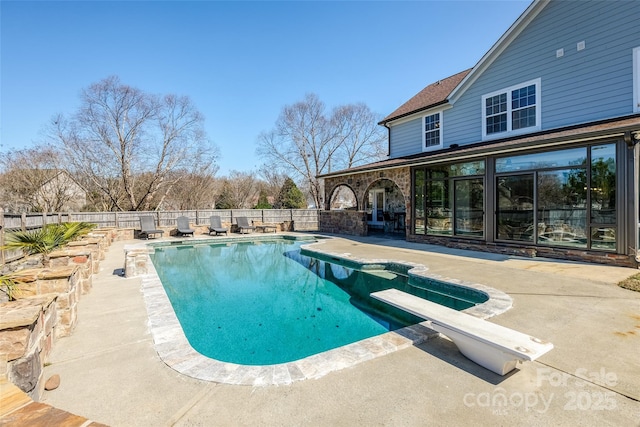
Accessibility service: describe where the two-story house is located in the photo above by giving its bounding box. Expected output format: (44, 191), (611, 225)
(319, 0), (640, 267)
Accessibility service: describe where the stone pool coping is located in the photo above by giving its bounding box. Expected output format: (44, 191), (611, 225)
(132, 235), (513, 386)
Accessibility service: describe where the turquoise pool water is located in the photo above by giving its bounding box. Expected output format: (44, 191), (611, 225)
(149, 239), (486, 365)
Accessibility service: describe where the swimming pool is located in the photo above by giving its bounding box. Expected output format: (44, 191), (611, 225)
(132, 235), (511, 384)
(149, 238), (488, 365)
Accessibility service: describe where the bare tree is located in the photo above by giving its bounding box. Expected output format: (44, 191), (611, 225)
(49, 76), (219, 211)
(257, 94), (341, 208)
(0, 145), (86, 212)
(258, 165), (286, 202)
(215, 170), (260, 209)
(163, 171), (221, 210)
(256, 94), (387, 208)
(331, 103), (387, 170)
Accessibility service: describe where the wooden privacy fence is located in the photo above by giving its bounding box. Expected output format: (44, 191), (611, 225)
(0, 208), (320, 264)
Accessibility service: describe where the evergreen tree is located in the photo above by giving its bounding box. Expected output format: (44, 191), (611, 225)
(254, 189), (272, 209)
(275, 177), (306, 209)
(214, 182), (233, 209)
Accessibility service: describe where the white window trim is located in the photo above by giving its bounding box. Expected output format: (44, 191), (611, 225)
(422, 110), (444, 152)
(481, 78), (542, 140)
(634, 47), (640, 113)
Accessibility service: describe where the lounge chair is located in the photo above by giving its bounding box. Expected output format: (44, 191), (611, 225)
(176, 216), (195, 237)
(139, 215), (164, 239)
(208, 216), (228, 236)
(236, 216), (256, 234)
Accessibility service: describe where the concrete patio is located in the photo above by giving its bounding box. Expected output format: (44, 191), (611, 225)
(37, 233), (640, 426)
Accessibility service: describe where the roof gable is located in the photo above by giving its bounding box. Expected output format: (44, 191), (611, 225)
(380, 1), (547, 126)
(448, 0), (547, 103)
(380, 69), (470, 124)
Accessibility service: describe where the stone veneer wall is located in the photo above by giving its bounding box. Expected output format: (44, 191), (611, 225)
(318, 210), (368, 236)
(323, 166), (411, 214)
(321, 166), (411, 237)
(408, 234), (637, 268)
(0, 294), (57, 400)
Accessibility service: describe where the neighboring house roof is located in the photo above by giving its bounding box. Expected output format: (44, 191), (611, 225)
(379, 69), (471, 125)
(40, 169), (86, 192)
(320, 114), (640, 179)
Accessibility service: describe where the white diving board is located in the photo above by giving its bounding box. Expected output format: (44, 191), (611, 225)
(371, 288), (553, 375)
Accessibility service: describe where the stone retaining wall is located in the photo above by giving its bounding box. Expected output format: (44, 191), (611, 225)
(48, 249), (94, 294)
(88, 227), (133, 244)
(14, 267), (82, 338)
(68, 239), (104, 266)
(0, 294), (57, 400)
(0, 227), (123, 399)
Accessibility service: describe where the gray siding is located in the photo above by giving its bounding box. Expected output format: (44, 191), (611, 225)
(447, 0), (640, 146)
(389, 118), (422, 157)
(390, 0), (640, 156)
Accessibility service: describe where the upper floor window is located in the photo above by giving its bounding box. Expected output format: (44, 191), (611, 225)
(423, 112), (442, 151)
(482, 78), (541, 139)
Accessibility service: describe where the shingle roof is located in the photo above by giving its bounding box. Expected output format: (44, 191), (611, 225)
(379, 69), (472, 125)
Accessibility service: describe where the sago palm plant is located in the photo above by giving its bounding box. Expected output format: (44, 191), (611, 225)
(0, 272), (29, 301)
(0, 222), (97, 299)
(2, 222), (97, 257)
(0, 222), (95, 265)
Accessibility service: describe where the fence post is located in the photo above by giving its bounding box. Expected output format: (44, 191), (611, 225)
(21, 213), (26, 231)
(115, 212), (119, 228)
(0, 208), (5, 265)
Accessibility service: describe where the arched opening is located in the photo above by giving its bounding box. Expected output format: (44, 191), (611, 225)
(364, 178), (406, 236)
(329, 184), (358, 210)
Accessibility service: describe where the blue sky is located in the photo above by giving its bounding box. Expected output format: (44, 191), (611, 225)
(1, 0), (530, 176)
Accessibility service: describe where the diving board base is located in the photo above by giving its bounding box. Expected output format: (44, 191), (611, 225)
(430, 323), (519, 375)
(371, 288), (553, 376)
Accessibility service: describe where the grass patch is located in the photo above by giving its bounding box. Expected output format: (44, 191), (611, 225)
(618, 273), (640, 292)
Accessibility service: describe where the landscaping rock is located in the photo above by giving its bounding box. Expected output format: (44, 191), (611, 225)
(45, 374), (60, 390)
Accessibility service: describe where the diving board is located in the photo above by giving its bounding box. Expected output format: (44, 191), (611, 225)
(371, 288), (553, 375)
